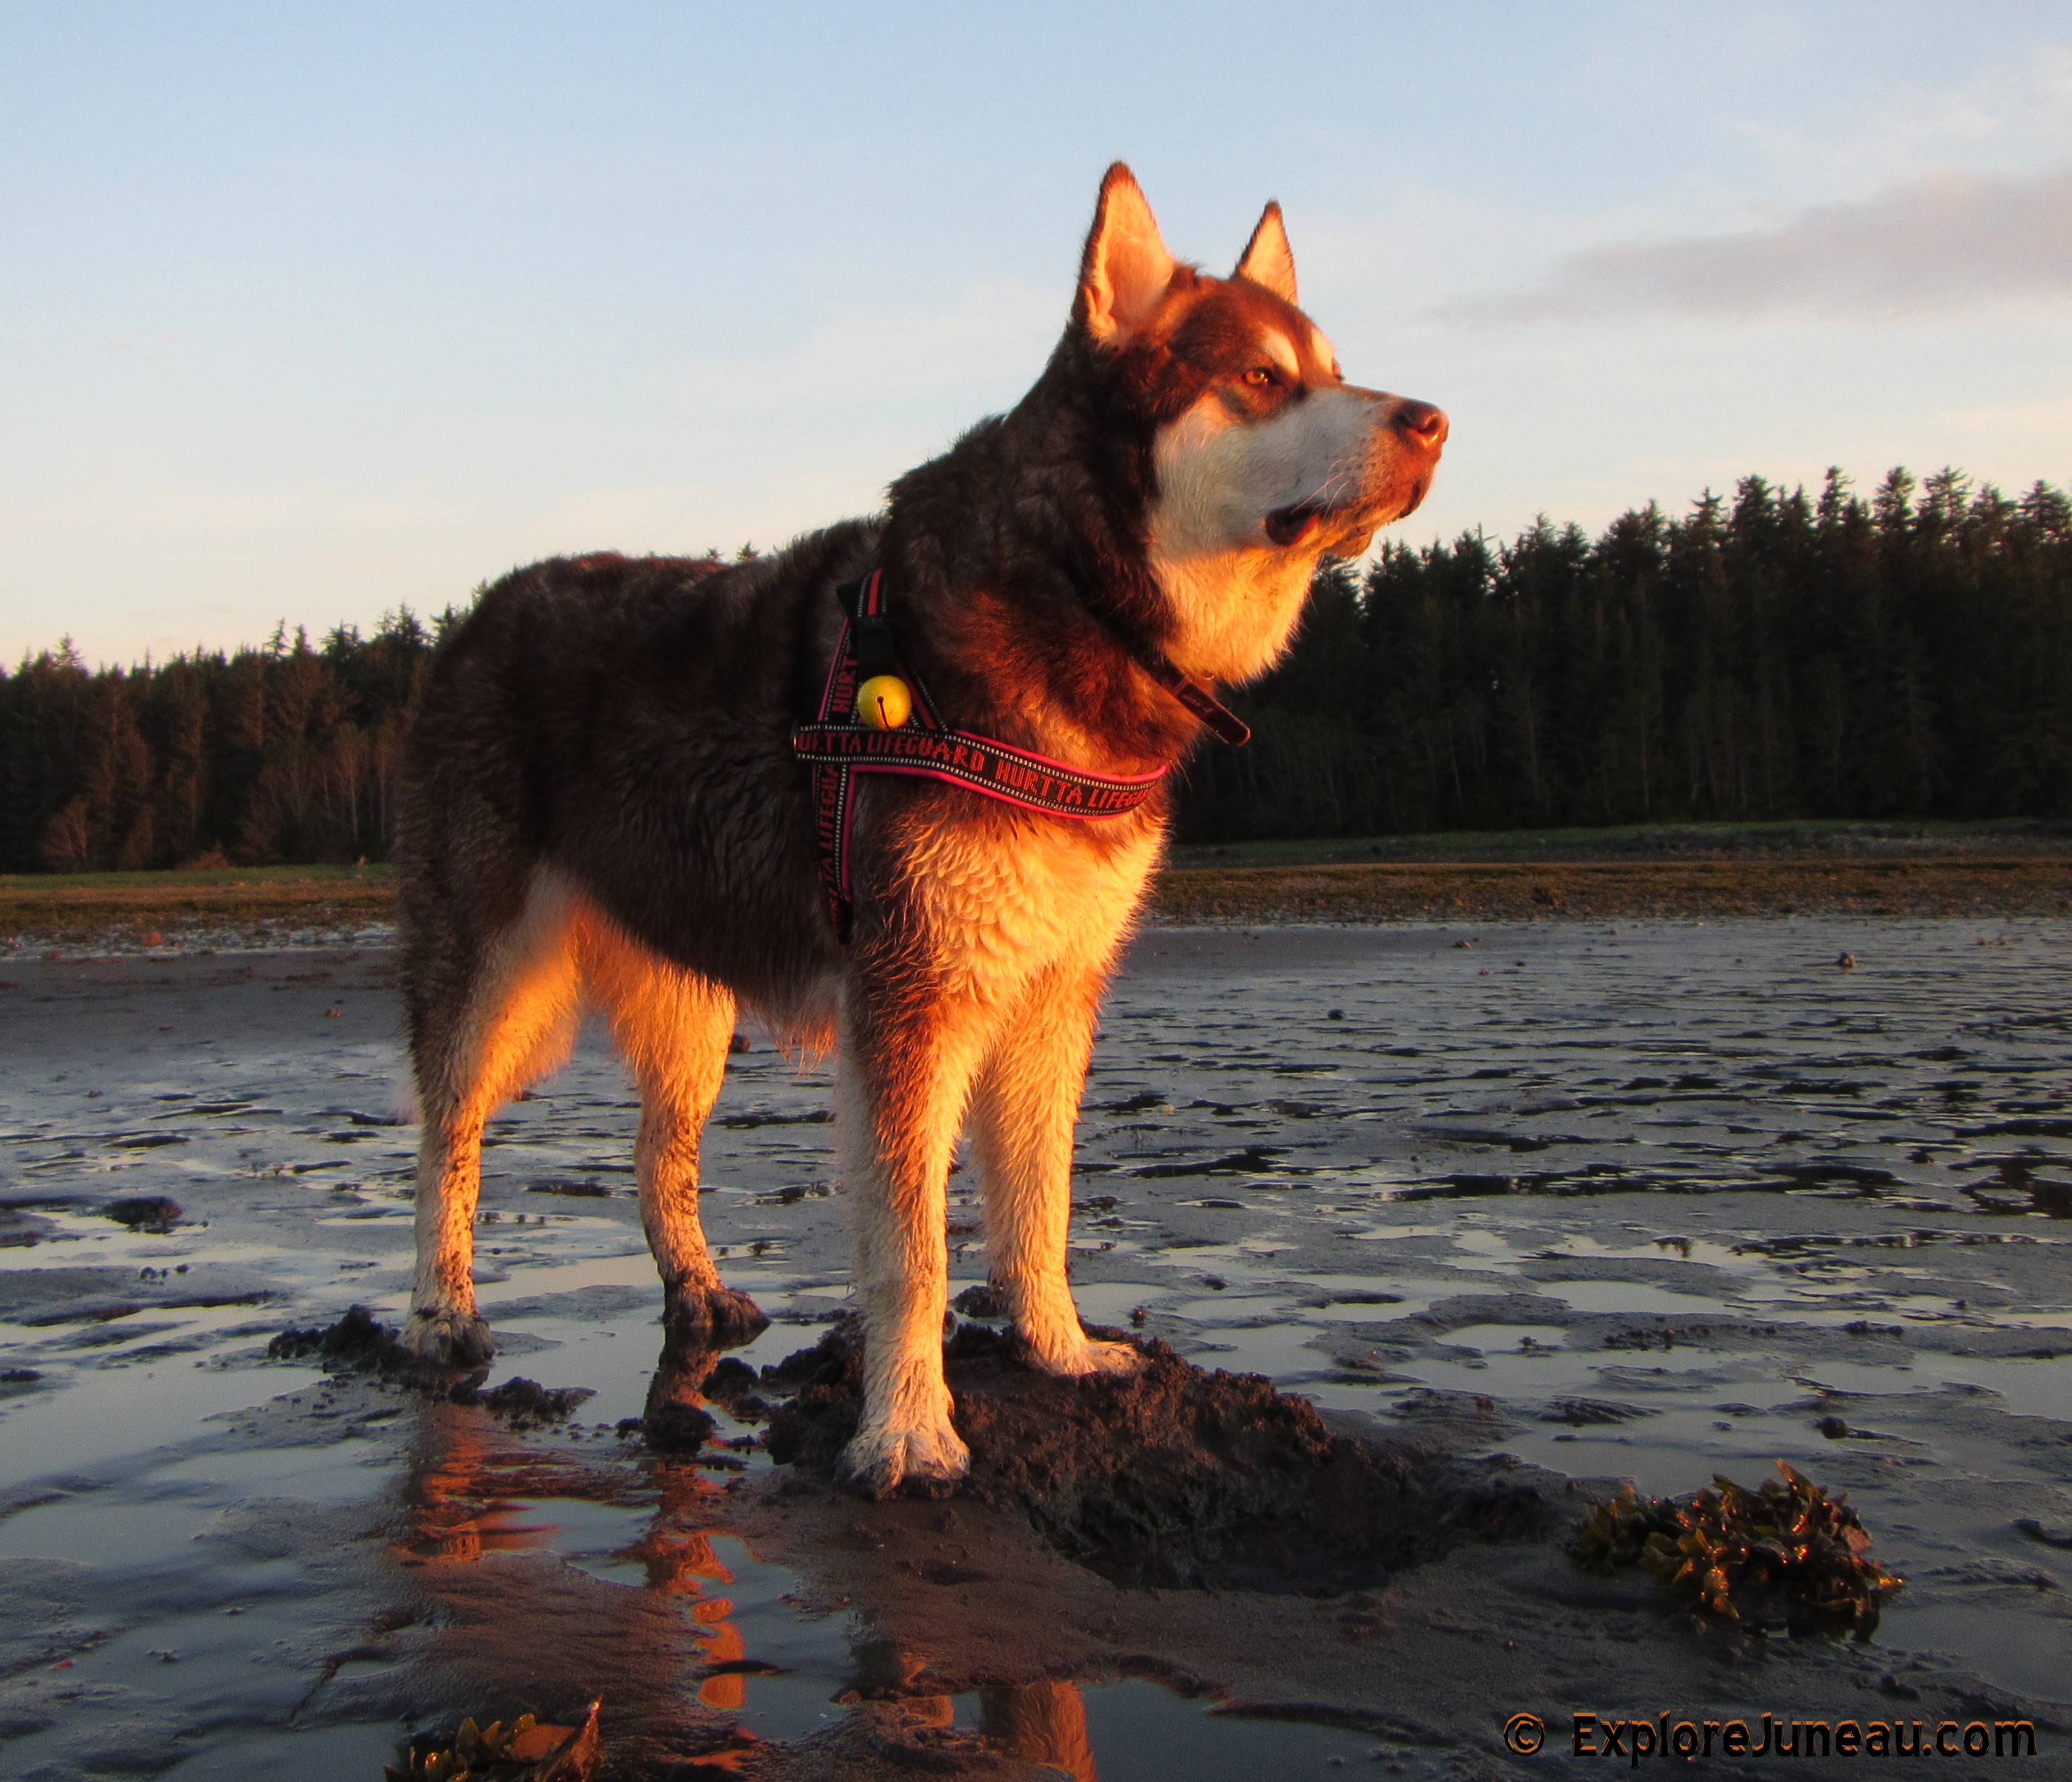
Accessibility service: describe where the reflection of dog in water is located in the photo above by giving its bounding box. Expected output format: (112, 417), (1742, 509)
(389, 1400), (735, 1757)
(394, 162), (1446, 1494)
(392, 1393), (776, 1767)
(392, 1384), (1100, 1775)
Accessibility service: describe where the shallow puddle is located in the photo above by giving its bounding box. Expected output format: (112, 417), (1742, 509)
(0, 1353), (334, 1489)
(670, 1532), (856, 1742)
(949, 1675), (1384, 1778)
(1878, 1601), (2072, 1706)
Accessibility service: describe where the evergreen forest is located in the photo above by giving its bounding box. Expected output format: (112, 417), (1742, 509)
(3, 467), (2068, 874)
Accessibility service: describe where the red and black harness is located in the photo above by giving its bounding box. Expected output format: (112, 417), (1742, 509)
(790, 570), (1249, 942)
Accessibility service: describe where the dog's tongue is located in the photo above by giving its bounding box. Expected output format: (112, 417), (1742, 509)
(1264, 503), (1324, 548)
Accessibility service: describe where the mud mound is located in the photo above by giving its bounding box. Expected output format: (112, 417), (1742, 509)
(763, 1322), (1558, 1593)
(473, 1376), (596, 1427)
(103, 1195), (182, 1231)
(636, 1399), (716, 1451)
(268, 1308), (591, 1425)
(269, 1303), (429, 1374)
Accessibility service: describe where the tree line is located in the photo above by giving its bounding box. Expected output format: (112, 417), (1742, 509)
(0, 613), (440, 873)
(1185, 467), (2072, 840)
(2, 467), (2068, 874)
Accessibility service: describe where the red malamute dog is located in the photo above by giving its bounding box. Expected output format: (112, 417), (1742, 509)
(396, 165), (1444, 1492)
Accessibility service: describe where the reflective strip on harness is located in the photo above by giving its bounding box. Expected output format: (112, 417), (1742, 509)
(793, 569), (1169, 941)
(792, 723), (1166, 816)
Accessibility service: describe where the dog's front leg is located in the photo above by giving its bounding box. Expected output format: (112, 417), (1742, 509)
(970, 959), (1143, 1377)
(835, 982), (994, 1496)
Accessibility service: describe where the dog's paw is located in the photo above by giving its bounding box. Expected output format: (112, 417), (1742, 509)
(1079, 1337), (1148, 1376)
(835, 1414), (970, 1499)
(664, 1286), (770, 1348)
(1030, 1335), (1147, 1378)
(400, 1308), (495, 1368)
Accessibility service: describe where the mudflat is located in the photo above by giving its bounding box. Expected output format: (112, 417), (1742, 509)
(1, 920), (2068, 1778)
(4, 846), (2068, 955)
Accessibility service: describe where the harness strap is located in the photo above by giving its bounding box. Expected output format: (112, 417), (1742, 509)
(794, 723), (1166, 816)
(837, 568), (902, 683)
(793, 570), (1187, 942)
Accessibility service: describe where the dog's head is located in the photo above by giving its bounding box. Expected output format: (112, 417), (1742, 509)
(1071, 163), (1447, 683)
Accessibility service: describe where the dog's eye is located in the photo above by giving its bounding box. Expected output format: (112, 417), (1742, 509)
(1242, 367), (1278, 389)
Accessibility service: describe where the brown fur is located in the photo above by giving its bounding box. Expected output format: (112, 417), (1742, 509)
(395, 165), (1444, 1492)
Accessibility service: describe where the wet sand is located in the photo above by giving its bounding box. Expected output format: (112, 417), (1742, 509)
(1, 921), (2069, 1778)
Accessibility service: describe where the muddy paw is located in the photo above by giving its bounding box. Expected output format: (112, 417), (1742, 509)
(1032, 1336), (1146, 1378)
(835, 1416), (970, 1499)
(400, 1308), (495, 1368)
(1078, 1337), (1148, 1376)
(664, 1286), (770, 1347)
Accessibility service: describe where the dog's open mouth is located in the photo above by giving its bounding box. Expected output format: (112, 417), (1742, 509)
(1268, 479), (1431, 548)
(1264, 502), (1333, 548)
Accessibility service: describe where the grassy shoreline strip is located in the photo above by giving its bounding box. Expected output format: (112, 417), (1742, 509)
(1152, 857), (2072, 923)
(1, 857), (2067, 946)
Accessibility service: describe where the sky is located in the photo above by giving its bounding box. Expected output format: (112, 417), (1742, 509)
(3, 1), (2069, 667)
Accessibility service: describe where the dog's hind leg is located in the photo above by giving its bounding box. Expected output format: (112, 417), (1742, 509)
(968, 959), (1143, 1378)
(578, 908), (767, 1345)
(404, 874), (584, 1365)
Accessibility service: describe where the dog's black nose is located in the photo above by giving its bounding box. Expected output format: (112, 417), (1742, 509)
(1391, 400), (1449, 449)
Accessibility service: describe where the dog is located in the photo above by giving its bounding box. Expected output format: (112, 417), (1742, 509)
(394, 163), (1445, 1494)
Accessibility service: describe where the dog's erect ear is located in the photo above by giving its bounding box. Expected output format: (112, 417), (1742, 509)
(1232, 201), (1297, 305)
(1076, 163), (1177, 346)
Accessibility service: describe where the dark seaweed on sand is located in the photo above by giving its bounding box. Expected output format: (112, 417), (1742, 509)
(386, 1700), (599, 1781)
(1572, 1461), (1902, 1640)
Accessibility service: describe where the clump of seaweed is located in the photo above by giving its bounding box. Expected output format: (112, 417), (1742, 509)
(1572, 1461), (1902, 1640)
(386, 1701), (599, 1781)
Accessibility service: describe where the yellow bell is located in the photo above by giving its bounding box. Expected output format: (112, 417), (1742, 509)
(856, 674), (913, 730)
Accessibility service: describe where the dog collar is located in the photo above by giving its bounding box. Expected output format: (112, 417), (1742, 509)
(1118, 643), (1252, 746)
(1070, 598), (1252, 746)
(1044, 562), (1253, 746)
(791, 569), (1191, 942)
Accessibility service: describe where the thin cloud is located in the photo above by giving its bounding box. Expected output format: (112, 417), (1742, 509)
(1453, 165), (2072, 322)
